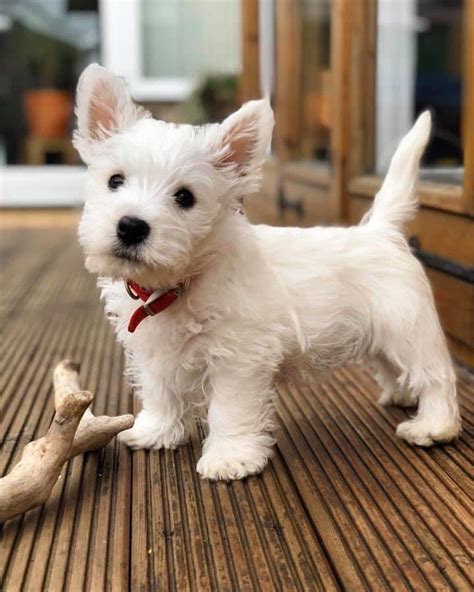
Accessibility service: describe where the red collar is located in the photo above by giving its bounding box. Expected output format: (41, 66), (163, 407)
(125, 280), (181, 333)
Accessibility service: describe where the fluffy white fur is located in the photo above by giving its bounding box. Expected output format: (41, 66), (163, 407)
(74, 64), (461, 480)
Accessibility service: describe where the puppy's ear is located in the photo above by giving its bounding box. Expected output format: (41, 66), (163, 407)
(216, 99), (274, 182)
(73, 64), (150, 162)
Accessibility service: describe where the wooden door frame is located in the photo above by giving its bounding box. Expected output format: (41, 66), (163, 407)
(274, 0), (303, 161)
(329, 0), (353, 221)
(241, 0), (261, 102)
(463, 0), (474, 214)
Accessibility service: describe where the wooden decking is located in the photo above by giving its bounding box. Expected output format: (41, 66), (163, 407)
(1, 227), (473, 591)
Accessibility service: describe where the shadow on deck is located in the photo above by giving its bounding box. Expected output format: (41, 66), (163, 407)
(1, 228), (472, 591)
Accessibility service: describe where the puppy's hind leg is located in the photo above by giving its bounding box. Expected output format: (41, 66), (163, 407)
(371, 356), (417, 408)
(382, 314), (461, 447)
(396, 376), (460, 447)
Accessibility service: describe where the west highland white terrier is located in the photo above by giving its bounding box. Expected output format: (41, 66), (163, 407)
(74, 64), (461, 480)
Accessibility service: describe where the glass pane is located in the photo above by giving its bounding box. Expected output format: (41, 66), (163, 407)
(0, 0), (99, 166)
(142, 0), (241, 124)
(300, 0), (331, 162)
(376, 0), (464, 184)
(142, 0), (241, 80)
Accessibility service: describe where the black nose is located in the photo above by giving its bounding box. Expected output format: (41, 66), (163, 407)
(117, 216), (150, 246)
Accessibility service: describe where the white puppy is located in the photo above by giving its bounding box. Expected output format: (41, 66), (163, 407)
(74, 65), (461, 480)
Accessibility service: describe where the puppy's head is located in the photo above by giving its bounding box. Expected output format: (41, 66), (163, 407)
(74, 64), (273, 287)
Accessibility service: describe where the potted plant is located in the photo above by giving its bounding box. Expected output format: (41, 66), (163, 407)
(179, 74), (239, 125)
(19, 25), (76, 139)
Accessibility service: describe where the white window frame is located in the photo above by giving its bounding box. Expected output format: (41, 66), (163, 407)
(376, 0), (418, 174)
(100, 0), (195, 102)
(0, 166), (86, 208)
(258, 0), (275, 99)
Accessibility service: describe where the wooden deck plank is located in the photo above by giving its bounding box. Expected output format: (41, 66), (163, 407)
(350, 368), (473, 502)
(66, 319), (114, 591)
(283, 381), (428, 591)
(106, 351), (133, 592)
(22, 315), (94, 592)
(1, 283), (98, 590)
(291, 377), (467, 590)
(1, 228), (473, 591)
(324, 370), (472, 588)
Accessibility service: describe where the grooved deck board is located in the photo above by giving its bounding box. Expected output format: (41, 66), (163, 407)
(0, 228), (472, 591)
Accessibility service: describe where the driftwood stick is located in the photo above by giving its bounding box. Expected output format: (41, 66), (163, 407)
(0, 360), (134, 523)
(0, 389), (92, 523)
(53, 361), (134, 457)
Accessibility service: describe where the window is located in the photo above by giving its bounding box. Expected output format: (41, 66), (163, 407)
(0, 1), (99, 167)
(350, 0), (473, 215)
(0, 0), (99, 206)
(376, 0), (464, 185)
(143, 1), (240, 79)
(102, 0), (241, 102)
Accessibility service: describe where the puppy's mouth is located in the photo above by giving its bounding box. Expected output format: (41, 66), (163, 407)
(85, 242), (182, 289)
(112, 245), (145, 264)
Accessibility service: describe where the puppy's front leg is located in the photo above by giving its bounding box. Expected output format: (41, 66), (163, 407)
(119, 372), (190, 450)
(197, 369), (276, 480)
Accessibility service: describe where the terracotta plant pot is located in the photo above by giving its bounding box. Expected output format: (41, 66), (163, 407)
(23, 89), (73, 139)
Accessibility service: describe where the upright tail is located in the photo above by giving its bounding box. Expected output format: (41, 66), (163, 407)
(363, 111), (432, 229)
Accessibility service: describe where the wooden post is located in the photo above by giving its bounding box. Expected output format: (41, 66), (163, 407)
(241, 0), (261, 102)
(329, 0), (352, 221)
(349, 0), (377, 179)
(274, 0), (302, 161)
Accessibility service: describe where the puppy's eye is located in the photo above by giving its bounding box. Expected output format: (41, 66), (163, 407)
(108, 174), (125, 190)
(174, 187), (195, 209)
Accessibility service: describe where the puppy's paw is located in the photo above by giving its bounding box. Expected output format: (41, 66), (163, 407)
(197, 436), (272, 480)
(118, 409), (188, 450)
(196, 450), (269, 480)
(396, 418), (461, 447)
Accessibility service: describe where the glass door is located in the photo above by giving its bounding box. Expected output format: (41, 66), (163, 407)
(0, 0), (100, 207)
